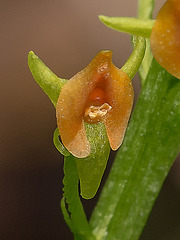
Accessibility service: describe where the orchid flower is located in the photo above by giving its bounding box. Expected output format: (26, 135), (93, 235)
(56, 50), (134, 158)
(150, 0), (180, 79)
(28, 37), (144, 199)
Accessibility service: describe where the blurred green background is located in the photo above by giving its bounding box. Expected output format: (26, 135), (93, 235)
(1, 0), (180, 239)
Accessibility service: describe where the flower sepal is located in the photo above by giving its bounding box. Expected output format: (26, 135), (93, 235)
(28, 51), (67, 107)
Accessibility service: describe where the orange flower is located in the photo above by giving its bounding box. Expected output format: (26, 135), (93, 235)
(56, 50), (134, 158)
(151, 0), (180, 79)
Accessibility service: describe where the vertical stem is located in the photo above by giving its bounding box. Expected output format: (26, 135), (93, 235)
(138, 0), (154, 19)
(138, 0), (155, 85)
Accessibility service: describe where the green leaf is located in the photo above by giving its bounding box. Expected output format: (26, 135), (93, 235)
(76, 122), (110, 200)
(53, 128), (70, 156)
(90, 59), (180, 240)
(28, 51), (67, 107)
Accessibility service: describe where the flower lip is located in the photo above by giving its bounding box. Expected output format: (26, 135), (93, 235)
(84, 86), (111, 124)
(87, 87), (106, 105)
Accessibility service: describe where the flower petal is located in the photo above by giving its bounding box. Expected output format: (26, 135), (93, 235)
(151, 0), (180, 79)
(56, 82), (90, 158)
(104, 66), (134, 150)
(56, 51), (113, 158)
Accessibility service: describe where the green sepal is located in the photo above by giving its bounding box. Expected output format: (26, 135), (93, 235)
(99, 16), (155, 38)
(28, 51), (67, 107)
(53, 128), (70, 156)
(76, 122), (110, 199)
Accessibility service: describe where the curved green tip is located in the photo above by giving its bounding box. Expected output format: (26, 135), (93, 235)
(121, 36), (146, 80)
(53, 128), (70, 156)
(28, 51), (67, 108)
(99, 15), (155, 38)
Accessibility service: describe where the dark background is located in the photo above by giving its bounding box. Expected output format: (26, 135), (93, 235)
(1, 0), (180, 239)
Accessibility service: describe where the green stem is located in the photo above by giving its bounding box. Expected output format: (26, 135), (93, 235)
(121, 36), (146, 80)
(99, 16), (154, 38)
(138, 0), (155, 19)
(137, 0), (155, 85)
